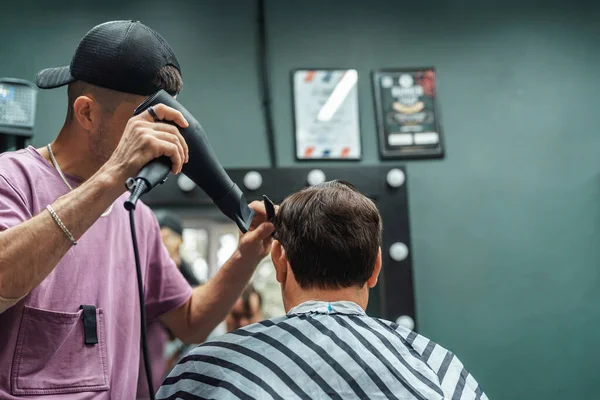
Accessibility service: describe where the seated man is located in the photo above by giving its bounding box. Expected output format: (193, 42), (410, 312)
(157, 181), (488, 400)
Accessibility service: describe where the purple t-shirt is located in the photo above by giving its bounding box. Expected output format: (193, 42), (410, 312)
(0, 147), (193, 399)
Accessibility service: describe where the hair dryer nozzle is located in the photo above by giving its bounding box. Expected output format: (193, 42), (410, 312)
(215, 184), (255, 233)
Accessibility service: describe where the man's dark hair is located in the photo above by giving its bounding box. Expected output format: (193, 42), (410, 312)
(66, 65), (183, 121)
(273, 180), (382, 290)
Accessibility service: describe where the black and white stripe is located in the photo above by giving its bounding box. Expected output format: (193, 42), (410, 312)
(157, 312), (487, 400)
(259, 319), (370, 399)
(167, 354), (285, 400)
(229, 324), (343, 399)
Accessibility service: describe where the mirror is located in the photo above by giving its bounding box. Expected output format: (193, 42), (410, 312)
(180, 217), (285, 319)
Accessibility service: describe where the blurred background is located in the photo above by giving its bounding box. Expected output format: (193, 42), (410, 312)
(1, 0), (600, 398)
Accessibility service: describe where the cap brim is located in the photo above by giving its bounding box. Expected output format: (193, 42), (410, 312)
(35, 66), (75, 89)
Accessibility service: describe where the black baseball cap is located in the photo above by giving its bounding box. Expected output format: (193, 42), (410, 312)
(35, 20), (181, 96)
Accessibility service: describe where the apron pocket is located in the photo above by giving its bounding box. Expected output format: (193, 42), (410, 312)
(11, 305), (109, 395)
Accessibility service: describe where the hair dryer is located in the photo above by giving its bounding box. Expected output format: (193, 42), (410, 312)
(123, 89), (254, 233)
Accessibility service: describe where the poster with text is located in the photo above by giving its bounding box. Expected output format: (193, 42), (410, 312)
(373, 68), (444, 159)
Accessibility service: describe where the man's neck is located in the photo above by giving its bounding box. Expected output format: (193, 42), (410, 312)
(39, 127), (101, 182)
(284, 285), (369, 313)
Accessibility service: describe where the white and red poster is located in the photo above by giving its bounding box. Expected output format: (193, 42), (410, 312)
(292, 69), (361, 160)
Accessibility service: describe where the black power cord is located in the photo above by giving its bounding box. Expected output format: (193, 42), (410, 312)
(257, 0), (277, 168)
(126, 179), (156, 400)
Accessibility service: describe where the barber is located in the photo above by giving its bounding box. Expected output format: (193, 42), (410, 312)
(0, 20), (274, 399)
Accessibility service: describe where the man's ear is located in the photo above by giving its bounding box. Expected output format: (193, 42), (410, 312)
(367, 247), (382, 288)
(271, 240), (288, 284)
(72, 95), (96, 131)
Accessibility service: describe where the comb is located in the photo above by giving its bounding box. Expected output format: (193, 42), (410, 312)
(263, 195), (276, 223)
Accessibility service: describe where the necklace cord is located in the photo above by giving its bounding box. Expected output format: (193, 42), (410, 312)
(47, 144), (113, 217)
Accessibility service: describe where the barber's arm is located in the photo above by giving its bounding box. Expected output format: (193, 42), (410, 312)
(0, 104), (188, 307)
(0, 172), (123, 302)
(160, 201), (274, 344)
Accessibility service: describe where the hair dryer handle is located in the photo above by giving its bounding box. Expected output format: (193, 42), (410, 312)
(135, 156), (171, 188)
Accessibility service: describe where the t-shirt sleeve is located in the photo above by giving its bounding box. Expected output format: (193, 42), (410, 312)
(0, 174), (32, 231)
(143, 210), (193, 321)
(387, 320), (489, 400)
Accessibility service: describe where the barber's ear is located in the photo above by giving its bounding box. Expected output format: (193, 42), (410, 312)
(367, 247), (382, 289)
(271, 240), (287, 284)
(72, 96), (96, 131)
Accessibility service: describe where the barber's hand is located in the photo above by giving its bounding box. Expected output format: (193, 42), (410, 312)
(247, 200), (279, 229)
(106, 104), (190, 182)
(236, 201), (276, 265)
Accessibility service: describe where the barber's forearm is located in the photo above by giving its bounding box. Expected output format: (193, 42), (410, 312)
(179, 251), (258, 343)
(0, 167), (124, 299)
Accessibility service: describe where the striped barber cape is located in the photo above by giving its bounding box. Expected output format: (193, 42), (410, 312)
(156, 301), (488, 400)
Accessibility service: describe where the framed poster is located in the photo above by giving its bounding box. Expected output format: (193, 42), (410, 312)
(373, 68), (444, 159)
(292, 69), (361, 160)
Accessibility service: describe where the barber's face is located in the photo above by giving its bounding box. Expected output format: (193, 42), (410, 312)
(90, 98), (144, 164)
(160, 227), (183, 267)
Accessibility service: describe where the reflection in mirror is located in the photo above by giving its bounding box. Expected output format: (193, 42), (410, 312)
(178, 218), (285, 319)
(179, 228), (209, 283)
(217, 233), (238, 268)
(213, 228), (285, 319)
(253, 257), (285, 319)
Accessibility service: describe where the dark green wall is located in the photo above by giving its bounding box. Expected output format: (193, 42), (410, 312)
(2, 0), (600, 398)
